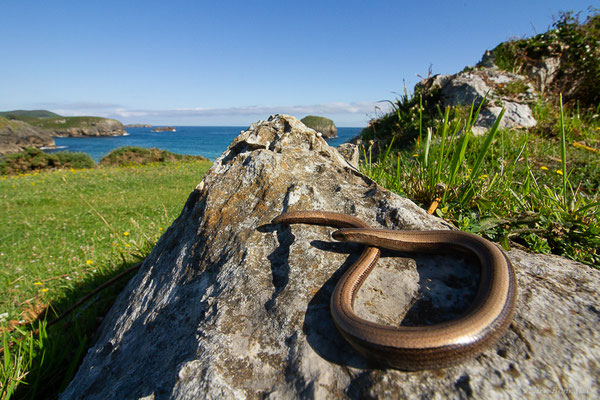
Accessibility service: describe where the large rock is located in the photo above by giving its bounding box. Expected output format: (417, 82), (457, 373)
(0, 117), (55, 155)
(416, 68), (538, 135)
(61, 115), (599, 399)
(479, 49), (562, 95)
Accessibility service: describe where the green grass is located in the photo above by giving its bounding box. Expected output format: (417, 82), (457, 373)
(0, 159), (212, 399)
(361, 98), (600, 266)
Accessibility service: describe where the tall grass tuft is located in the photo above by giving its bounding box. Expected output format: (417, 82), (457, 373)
(360, 95), (599, 266)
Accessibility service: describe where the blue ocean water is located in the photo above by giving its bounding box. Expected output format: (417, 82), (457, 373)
(47, 126), (362, 162)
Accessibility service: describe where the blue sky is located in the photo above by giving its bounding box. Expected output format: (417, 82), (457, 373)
(0, 1), (594, 126)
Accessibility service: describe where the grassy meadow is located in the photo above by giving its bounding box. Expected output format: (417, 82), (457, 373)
(1, 158), (211, 399)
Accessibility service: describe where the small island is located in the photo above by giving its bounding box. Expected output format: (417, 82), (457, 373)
(152, 126), (176, 132)
(300, 115), (337, 138)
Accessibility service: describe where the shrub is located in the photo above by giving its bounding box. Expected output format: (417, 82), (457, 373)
(99, 146), (206, 167)
(0, 148), (94, 175)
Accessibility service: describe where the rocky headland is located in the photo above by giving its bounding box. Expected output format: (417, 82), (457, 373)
(39, 117), (126, 137)
(0, 111), (126, 155)
(0, 116), (55, 155)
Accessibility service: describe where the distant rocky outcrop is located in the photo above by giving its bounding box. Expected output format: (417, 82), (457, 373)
(125, 123), (153, 128)
(152, 126), (176, 132)
(301, 115), (337, 138)
(62, 115), (599, 399)
(0, 117), (55, 155)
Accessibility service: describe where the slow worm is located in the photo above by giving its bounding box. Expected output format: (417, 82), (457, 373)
(272, 210), (517, 370)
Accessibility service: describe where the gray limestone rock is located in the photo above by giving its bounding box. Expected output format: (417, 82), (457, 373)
(416, 68), (538, 135)
(335, 142), (360, 169)
(61, 115), (599, 399)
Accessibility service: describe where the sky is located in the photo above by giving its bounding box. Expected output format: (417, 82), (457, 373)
(0, 1), (595, 127)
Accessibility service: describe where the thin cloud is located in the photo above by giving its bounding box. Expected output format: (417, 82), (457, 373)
(112, 101), (382, 119)
(36, 101), (123, 115)
(33, 101), (387, 125)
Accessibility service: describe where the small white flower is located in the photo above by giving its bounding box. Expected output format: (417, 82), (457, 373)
(0, 312), (8, 322)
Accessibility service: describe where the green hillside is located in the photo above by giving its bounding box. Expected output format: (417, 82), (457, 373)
(0, 111), (115, 130)
(0, 109), (61, 119)
(28, 116), (111, 129)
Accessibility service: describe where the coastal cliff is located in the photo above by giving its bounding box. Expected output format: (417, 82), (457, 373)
(0, 111), (127, 154)
(0, 116), (55, 155)
(34, 116), (126, 137)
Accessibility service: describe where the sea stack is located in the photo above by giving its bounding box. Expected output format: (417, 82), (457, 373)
(300, 115), (337, 138)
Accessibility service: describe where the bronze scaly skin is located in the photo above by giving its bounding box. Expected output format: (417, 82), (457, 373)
(272, 210), (517, 370)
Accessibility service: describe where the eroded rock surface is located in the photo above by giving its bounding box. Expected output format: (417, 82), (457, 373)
(0, 117), (55, 154)
(62, 115), (599, 399)
(416, 68), (538, 135)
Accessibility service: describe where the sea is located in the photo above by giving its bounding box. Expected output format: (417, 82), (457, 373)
(46, 126), (362, 162)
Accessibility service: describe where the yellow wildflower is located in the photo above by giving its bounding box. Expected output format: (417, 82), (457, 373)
(555, 170), (563, 175)
(34, 281), (42, 286)
(86, 260), (94, 265)
(540, 166), (548, 170)
(42, 288), (49, 293)
(123, 232), (130, 236)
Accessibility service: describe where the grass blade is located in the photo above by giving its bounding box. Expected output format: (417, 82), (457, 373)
(444, 127), (471, 203)
(469, 108), (505, 182)
(559, 94), (568, 208)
